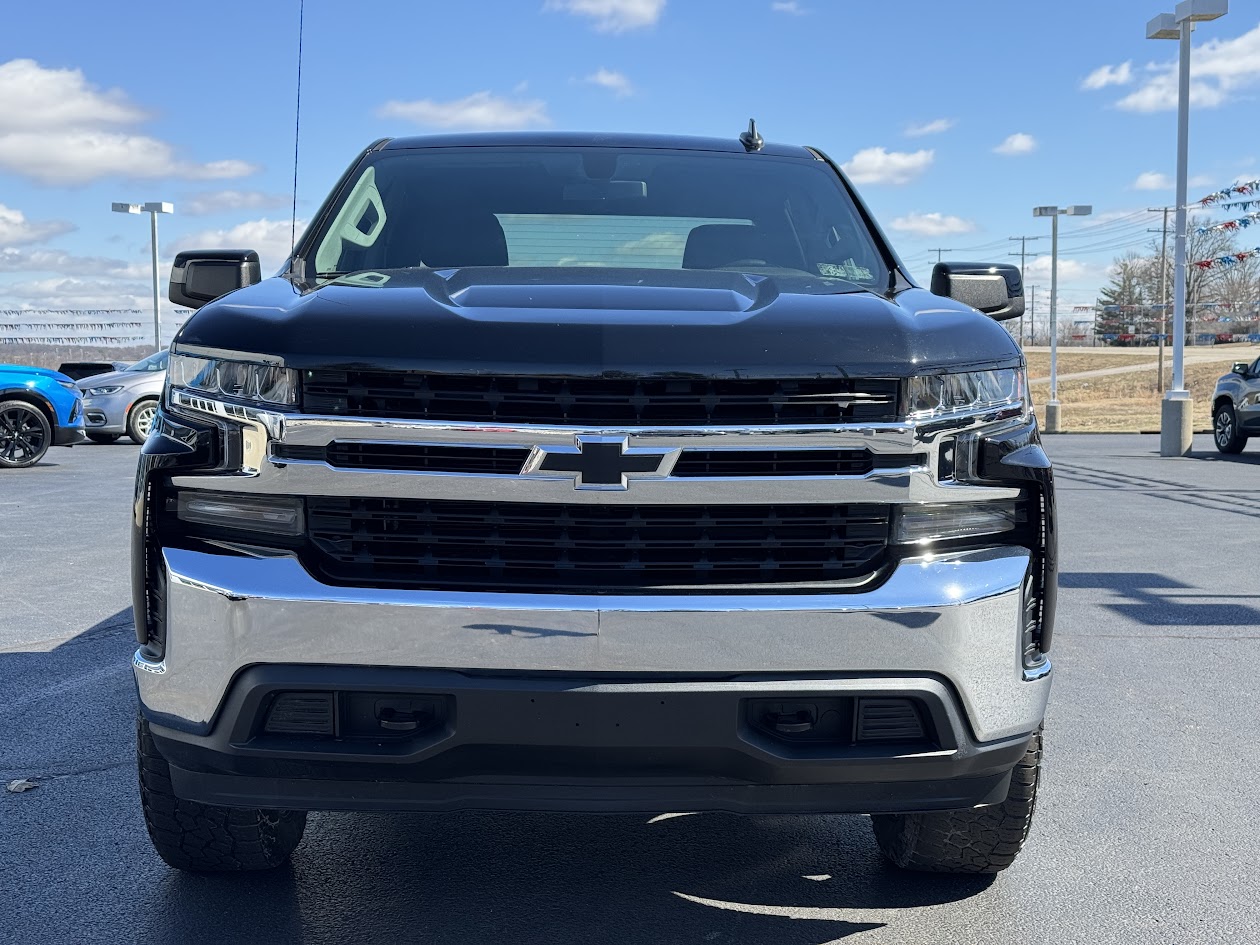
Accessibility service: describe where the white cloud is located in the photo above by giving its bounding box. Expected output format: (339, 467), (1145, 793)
(0, 276), (150, 309)
(545, 0), (665, 32)
(1132, 171), (1216, 191)
(183, 190), (291, 216)
(583, 68), (634, 97)
(770, 1), (807, 14)
(841, 147), (934, 185)
(0, 132), (256, 186)
(0, 59), (258, 185)
(994, 133), (1037, 156)
(1133, 171), (1173, 191)
(1025, 256), (1096, 283)
(1116, 23), (1260, 112)
(377, 91), (550, 130)
(889, 212), (977, 238)
(904, 118), (953, 137)
(0, 247), (145, 278)
(0, 203), (74, 245)
(0, 59), (145, 132)
(1081, 61), (1133, 90)
(169, 218), (306, 274)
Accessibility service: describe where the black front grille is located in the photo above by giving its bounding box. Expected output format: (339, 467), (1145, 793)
(305, 497), (891, 593)
(274, 442), (530, 475)
(302, 371), (900, 426)
(672, 449), (924, 478)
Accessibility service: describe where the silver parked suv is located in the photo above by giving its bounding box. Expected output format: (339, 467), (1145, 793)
(78, 350), (167, 444)
(132, 131), (1056, 876)
(1211, 355), (1260, 453)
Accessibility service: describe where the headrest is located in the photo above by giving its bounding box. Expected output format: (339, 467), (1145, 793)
(420, 211), (508, 268)
(682, 224), (770, 269)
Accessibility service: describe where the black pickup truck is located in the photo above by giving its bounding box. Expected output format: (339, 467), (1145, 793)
(132, 129), (1055, 875)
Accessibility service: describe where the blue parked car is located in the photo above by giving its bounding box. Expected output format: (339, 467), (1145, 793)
(0, 364), (86, 468)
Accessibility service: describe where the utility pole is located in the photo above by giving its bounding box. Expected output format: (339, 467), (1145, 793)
(1028, 285), (1037, 346)
(1148, 206), (1173, 393)
(928, 248), (955, 263)
(1009, 236), (1043, 349)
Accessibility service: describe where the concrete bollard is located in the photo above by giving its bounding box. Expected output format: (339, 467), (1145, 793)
(1044, 401), (1061, 434)
(1160, 392), (1193, 457)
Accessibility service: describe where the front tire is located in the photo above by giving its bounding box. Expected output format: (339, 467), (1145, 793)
(1214, 403), (1247, 454)
(870, 729), (1041, 874)
(137, 716), (306, 872)
(0, 400), (52, 468)
(127, 398), (158, 445)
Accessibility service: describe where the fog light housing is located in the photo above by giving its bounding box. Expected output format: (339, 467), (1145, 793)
(175, 491), (304, 536)
(893, 500), (1019, 545)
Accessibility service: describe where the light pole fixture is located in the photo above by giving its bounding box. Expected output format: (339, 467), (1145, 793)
(1147, 0), (1228, 456)
(1032, 204), (1092, 433)
(112, 200), (174, 350)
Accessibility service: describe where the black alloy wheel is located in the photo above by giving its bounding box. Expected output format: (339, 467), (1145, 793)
(1213, 403), (1247, 455)
(0, 400), (52, 469)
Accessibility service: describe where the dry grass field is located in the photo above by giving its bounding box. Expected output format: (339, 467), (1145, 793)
(1027, 352), (1254, 432)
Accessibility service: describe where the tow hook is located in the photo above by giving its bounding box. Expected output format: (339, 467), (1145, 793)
(764, 703), (818, 734)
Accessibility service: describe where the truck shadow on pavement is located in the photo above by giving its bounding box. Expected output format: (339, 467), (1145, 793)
(141, 811), (994, 944)
(1060, 572), (1260, 628)
(3, 609), (996, 945)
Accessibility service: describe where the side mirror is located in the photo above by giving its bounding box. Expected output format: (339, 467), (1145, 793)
(169, 249), (261, 309)
(931, 262), (1025, 321)
(1232, 361), (1250, 375)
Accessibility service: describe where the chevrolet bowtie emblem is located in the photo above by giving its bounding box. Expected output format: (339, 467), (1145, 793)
(524, 436), (677, 490)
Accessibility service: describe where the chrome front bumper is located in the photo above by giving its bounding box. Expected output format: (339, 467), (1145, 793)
(134, 544), (1049, 743)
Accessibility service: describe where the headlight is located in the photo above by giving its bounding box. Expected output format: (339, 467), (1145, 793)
(84, 385), (124, 396)
(893, 500), (1020, 545)
(907, 368), (1026, 421)
(168, 354), (298, 407)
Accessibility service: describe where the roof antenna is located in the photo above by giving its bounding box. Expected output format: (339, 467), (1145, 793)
(739, 118), (764, 152)
(289, 0), (305, 265)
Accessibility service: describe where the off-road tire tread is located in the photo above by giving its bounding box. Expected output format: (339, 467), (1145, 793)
(870, 729), (1041, 874)
(137, 715), (306, 871)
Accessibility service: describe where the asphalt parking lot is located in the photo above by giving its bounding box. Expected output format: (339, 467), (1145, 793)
(2, 435), (1257, 945)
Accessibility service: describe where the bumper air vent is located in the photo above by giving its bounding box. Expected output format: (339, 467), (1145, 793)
(855, 698), (927, 743)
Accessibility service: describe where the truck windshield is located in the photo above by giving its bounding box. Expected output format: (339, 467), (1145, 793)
(308, 147), (888, 290)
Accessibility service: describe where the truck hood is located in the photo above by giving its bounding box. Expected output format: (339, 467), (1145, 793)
(174, 268), (1023, 379)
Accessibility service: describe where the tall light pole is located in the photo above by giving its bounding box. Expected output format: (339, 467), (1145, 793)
(112, 200), (173, 350)
(1148, 0), (1228, 456)
(1033, 205), (1092, 433)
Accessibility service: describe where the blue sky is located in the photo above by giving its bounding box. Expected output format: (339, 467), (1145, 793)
(1, 0), (1258, 336)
